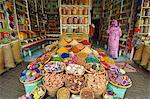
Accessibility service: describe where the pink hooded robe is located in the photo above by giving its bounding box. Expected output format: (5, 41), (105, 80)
(107, 20), (122, 58)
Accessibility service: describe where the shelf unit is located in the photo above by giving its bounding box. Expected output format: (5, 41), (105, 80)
(101, 0), (112, 42)
(14, 0), (31, 38)
(138, 0), (150, 36)
(27, 0), (38, 31)
(92, 0), (101, 20)
(59, 0), (91, 37)
(102, 0), (136, 50)
(0, 0), (18, 44)
(46, 0), (60, 37)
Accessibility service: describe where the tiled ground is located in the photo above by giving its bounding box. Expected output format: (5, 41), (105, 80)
(0, 62), (150, 99)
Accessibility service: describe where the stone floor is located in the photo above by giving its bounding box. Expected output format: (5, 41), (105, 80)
(0, 62), (150, 99)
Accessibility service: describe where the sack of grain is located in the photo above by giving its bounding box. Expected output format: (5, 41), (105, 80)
(11, 40), (22, 63)
(3, 44), (16, 68)
(133, 44), (144, 61)
(140, 46), (150, 66)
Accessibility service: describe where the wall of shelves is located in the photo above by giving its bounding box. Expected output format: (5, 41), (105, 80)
(101, 0), (136, 52)
(139, 0), (150, 36)
(59, 0), (91, 37)
(0, 0), (18, 44)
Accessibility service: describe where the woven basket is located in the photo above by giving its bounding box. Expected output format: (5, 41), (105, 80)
(44, 61), (66, 73)
(80, 87), (94, 99)
(65, 64), (85, 76)
(57, 87), (70, 99)
(108, 78), (132, 89)
(43, 78), (64, 97)
(65, 74), (86, 94)
(85, 74), (108, 98)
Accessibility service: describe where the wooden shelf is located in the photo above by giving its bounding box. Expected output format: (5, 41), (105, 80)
(142, 7), (150, 9)
(62, 24), (88, 26)
(16, 8), (27, 14)
(61, 5), (89, 7)
(62, 15), (88, 17)
(141, 16), (150, 18)
(16, 1), (26, 8)
(140, 24), (150, 26)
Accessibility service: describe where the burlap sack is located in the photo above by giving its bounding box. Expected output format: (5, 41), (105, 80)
(0, 46), (5, 71)
(3, 44), (16, 68)
(133, 44), (144, 61)
(11, 40), (22, 63)
(140, 46), (150, 66)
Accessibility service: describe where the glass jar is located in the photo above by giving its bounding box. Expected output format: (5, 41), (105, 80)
(144, 0), (149, 7)
(140, 27), (144, 33)
(144, 26), (148, 33)
(73, 17), (78, 24)
(67, 7), (72, 15)
(83, 8), (88, 15)
(84, 17), (88, 24)
(62, 17), (68, 24)
(78, 17), (83, 24)
(78, 26), (83, 33)
(83, 26), (88, 33)
(142, 9), (145, 16)
(67, 26), (72, 33)
(67, 17), (73, 24)
(72, 7), (78, 15)
(78, 7), (83, 15)
(62, 26), (67, 32)
(144, 18), (149, 24)
(62, 7), (66, 15)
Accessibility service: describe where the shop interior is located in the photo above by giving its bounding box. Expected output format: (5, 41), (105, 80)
(0, 0), (150, 99)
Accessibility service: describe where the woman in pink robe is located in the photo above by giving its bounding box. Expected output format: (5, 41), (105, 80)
(107, 20), (122, 59)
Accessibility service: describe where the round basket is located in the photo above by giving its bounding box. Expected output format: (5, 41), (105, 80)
(44, 61), (66, 73)
(85, 74), (108, 98)
(43, 82), (61, 97)
(65, 64), (85, 76)
(108, 78), (132, 89)
(20, 76), (43, 93)
(65, 74), (86, 94)
(80, 87), (94, 99)
(85, 63), (106, 75)
(57, 87), (70, 99)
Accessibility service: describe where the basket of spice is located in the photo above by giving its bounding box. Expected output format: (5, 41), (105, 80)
(44, 61), (66, 73)
(85, 73), (108, 98)
(80, 87), (94, 99)
(43, 72), (65, 97)
(57, 87), (70, 99)
(65, 74), (86, 94)
(65, 64), (85, 76)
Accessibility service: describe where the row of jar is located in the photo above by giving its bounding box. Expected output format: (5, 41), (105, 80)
(61, 0), (89, 5)
(140, 26), (150, 33)
(62, 26), (88, 33)
(62, 17), (88, 24)
(141, 18), (150, 24)
(61, 7), (88, 15)
(142, 9), (150, 16)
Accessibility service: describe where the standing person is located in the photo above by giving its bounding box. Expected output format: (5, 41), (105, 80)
(107, 20), (122, 59)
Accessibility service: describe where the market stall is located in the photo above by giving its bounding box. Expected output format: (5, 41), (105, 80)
(19, 37), (132, 99)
